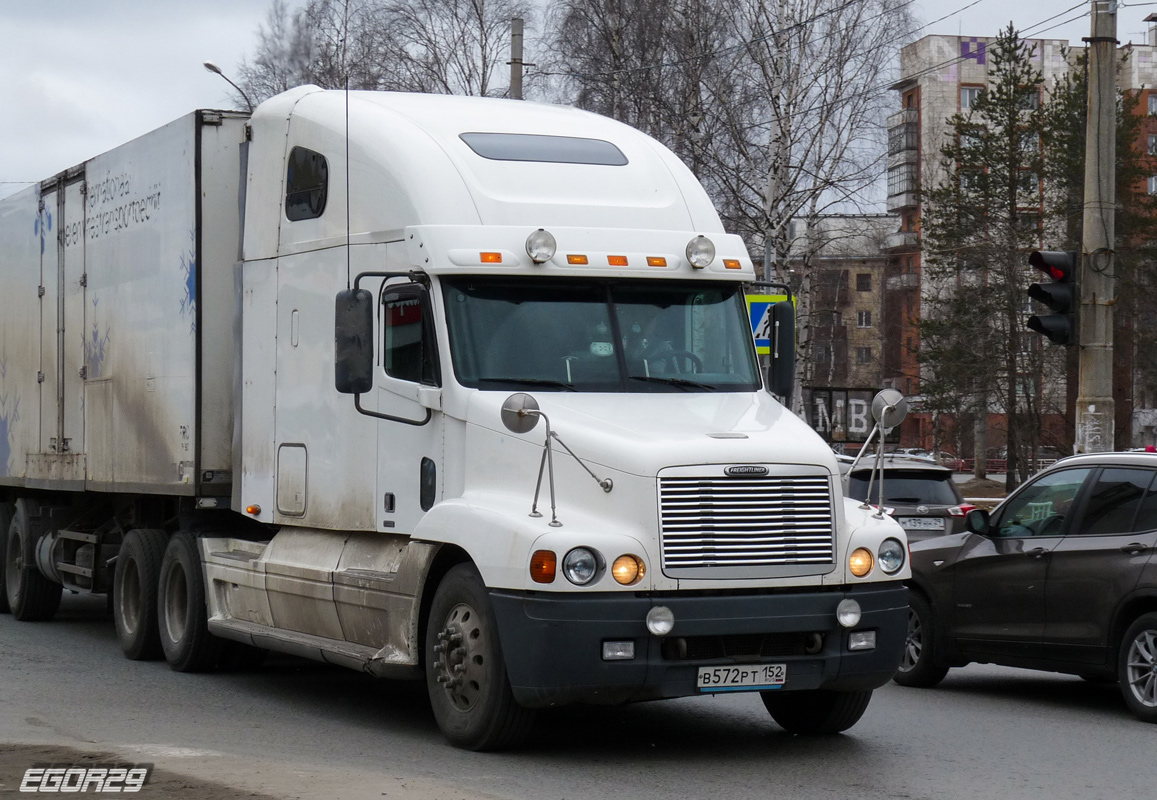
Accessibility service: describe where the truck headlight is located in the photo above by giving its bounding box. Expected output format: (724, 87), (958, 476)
(562, 547), (601, 585)
(849, 547), (874, 577)
(685, 235), (715, 268)
(878, 538), (905, 574)
(611, 554), (645, 585)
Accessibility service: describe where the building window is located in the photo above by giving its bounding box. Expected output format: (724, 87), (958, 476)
(856, 274), (872, 292)
(812, 344), (832, 363)
(961, 86), (983, 109)
(887, 163), (917, 197)
(1150, 94), (1157, 115)
(1149, 176), (1157, 196)
(1150, 134), (1157, 155)
(1018, 88), (1040, 110)
(857, 310), (872, 328)
(855, 347), (872, 365)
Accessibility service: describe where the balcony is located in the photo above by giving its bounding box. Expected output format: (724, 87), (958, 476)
(886, 273), (919, 290)
(885, 230), (918, 250)
(886, 191), (918, 213)
(887, 108), (919, 129)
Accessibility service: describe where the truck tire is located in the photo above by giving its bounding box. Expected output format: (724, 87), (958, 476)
(425, 563), (535, 751)
(761, 689), (873, 734)
(4, 499), (62, 621)
(893, 592), (949, 688)
(1119, 612), (1157, 723)
(113, 529), (168, 660)
(157, 531), (223, 672)
(0, 501), (14, 614)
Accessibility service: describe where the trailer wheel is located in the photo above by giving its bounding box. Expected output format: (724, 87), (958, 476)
(761, 688), (873, 735)
(0, 502), (14, 614)
(113, 529), (168, 660)
(4, 499), (62, 621)
(425, 563), (535, 751)
(157, 532), (222, 672)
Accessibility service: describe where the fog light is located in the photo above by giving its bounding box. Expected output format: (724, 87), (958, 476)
(646, 605), (675, 636)
(848, 631), (876, 651)
(837, 598), (862, 628)
(602, 641), (636, 660)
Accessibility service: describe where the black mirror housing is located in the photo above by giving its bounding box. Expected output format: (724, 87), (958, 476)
(335, 288), (375, 394)
(965, 508), (991, 535)
(766, 300), (795, 399)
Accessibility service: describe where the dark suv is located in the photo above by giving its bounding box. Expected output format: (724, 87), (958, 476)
(896, 452), (1157, 722)
(843, 456), (975, 540)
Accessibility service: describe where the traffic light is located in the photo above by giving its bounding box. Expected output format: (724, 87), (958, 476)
(1026, 250), (1077, 346)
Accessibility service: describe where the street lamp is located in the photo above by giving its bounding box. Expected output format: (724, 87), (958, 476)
(203, 62), (254, 114)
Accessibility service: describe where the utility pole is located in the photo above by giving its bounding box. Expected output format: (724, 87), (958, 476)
(1076, 0), (1117, 453)
(509, 17), (524, 100)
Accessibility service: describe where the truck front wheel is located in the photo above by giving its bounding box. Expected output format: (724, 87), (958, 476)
(113, 529), (168, 660)
(157, 532), (222, 672)
(761, 688), (873, 734)
(4, 499), (62, 621)
(425, 563), (535, 751)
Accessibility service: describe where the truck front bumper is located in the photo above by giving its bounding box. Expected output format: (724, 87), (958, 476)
(489, 583), (908, 708)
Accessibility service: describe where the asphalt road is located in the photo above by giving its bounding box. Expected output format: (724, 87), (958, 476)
(1, 593), (1154, 800)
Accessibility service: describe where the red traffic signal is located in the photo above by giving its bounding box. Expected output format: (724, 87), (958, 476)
(1026, 250), (1077, 346)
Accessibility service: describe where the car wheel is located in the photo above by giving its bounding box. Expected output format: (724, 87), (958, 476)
(425, 563), (535, 750)
(761, 689), (873, 734)
(113, 529), (168, 660)
(1119, 612), (1157, 722)
(893, 592), (949, 688)
(157, 532), (223, 672)
(5, 498), (62, 621)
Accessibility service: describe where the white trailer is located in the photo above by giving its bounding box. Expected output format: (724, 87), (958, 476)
(0, 87), (910, 750)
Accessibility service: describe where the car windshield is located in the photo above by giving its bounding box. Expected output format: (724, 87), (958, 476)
(441, 278), (761, 392)
(847, 470), (960, 505)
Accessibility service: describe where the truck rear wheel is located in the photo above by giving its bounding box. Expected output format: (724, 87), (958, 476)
(761, 688), (873, 734)
(4, 499), (62, 621)
(0, 502), (14, 614)
(425, 563), (535, 751)
(157, 532), (222, 672)
(113, 529), (168, 660)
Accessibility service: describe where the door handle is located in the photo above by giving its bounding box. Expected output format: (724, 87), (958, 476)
(1027, 547), (1049, 558)
(1121, 543), (1148, 555)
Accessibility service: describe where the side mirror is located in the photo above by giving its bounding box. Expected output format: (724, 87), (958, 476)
(965, 508), (991, 535)
(766, 300), (795, 399)
(871, 388), (908, 429)
(501, 393), (541, 434)
(335, 288), (374, 394)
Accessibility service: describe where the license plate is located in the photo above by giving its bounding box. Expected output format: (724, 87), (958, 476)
(697, 664), (786, 692)
(898, 517), (945, 530)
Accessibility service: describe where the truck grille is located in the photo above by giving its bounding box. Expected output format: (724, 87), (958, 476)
(659, 474), (835, 570)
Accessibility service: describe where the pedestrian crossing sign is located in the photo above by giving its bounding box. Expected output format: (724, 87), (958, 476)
(746, 294), (792, 355)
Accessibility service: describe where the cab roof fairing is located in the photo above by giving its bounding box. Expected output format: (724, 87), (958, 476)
(244, 87), (729, 262)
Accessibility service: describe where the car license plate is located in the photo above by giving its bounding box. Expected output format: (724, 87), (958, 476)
(898, 517), (945, 530)
(697, 664), (786, 692)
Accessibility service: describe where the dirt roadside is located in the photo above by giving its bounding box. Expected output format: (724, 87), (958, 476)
(0, 743), (501, 800)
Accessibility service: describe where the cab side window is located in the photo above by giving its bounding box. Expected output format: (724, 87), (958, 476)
(1074, 468), (1157, 536)
(994, 468), (1090, 538)
(382, 285), (439, 386)
(285, 147), (328, 220)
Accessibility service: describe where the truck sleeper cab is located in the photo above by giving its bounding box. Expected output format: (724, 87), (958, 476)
(0, 87), (909, 751)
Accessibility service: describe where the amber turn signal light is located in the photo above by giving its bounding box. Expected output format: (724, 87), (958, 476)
(530, 550), (557, 583)
(245, 504), (261, 516)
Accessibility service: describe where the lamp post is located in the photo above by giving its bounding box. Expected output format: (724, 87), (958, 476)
(203, 62), (254, 113)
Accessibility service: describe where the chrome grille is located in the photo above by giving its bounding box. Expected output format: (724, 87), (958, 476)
(659, 474), (835, 570)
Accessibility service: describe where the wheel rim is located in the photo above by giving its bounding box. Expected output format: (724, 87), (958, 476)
(163, 561), (188, 644)
(1125, 628), (1157, 708)
(119, 558), (141, 636)
(432, 602), (487, 712)
(900, 608), (922, 673)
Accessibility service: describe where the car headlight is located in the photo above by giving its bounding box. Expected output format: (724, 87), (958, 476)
(878, 538), (905, 574)
(562, 547), (601, 585)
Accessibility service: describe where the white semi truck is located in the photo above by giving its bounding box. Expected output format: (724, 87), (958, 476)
(0, 87), (909, 750)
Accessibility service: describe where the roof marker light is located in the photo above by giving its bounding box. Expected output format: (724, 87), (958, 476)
(607, 255), (629, 266)
(567, 254), (589, 265)
(646, 256), (667, 267)
(686, 235), (716, 268)
(480, 252), (502, 263)
(723, 259), (742, 270)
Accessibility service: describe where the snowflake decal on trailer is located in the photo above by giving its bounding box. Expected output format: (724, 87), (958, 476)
(33, 185), (52, 254)
(0, 356), (20, 478)
(180, 229), (196, 334)
(84, 298), (111, 380)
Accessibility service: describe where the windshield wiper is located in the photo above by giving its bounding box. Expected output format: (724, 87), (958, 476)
(627, 375), (716, 391)
(477, 377), (576, 391)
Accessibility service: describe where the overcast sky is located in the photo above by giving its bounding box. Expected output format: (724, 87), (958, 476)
(1, 0), (1153, 200)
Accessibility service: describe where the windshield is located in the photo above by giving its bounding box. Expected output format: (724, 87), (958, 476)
(441, 278), (761, 392)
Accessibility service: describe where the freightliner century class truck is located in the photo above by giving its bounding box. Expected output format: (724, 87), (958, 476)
(0, 86), (909, 750)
